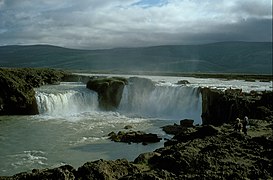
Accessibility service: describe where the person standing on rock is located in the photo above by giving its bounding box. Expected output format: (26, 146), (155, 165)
(242, 116), (249, 135)
(234, 118), (243, 132)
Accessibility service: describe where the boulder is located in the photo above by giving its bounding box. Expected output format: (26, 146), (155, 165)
(134, 152), (161, 164)
(161, 124), (184, 135)
(173, 125), (219, 142)
(109, 131), (162, 144)
(77, 159), (140, 180)
(161, 120), (195, 136)
(180, 119), (194, 127)
(124, 125), (133, 129)
(177, 80), (190, 85)
(86, 77), (128, 110)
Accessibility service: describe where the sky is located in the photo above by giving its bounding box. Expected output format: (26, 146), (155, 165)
(0, 0), (272, 49)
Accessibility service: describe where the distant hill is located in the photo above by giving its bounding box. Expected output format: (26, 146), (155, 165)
(0, 42), (272, 74)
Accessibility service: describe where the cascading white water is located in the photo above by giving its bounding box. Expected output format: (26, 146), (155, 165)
(35, 82), (99, 116)
(119, 82), (202, 124)
(34, 80), (202, 123)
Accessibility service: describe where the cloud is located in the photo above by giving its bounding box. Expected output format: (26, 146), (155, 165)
(0, 0), (271, 49)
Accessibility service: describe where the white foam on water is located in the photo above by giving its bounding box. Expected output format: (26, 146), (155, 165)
(35, 82), (99, 117)
(119, 83), (202, 124)
(9, 150), (48, 169)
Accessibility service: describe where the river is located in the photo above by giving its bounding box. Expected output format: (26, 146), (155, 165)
(0, 74), (271, 176)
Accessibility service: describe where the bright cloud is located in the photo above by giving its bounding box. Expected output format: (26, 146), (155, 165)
(0, 0), (272, 49)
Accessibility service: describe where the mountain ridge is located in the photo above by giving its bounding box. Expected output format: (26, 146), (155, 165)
(0, 42), (272, 74)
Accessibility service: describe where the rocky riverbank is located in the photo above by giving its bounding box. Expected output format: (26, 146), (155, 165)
(201, 88), (273, 125)
(1, 118), (272, 179)
(0, 68), (70, 115)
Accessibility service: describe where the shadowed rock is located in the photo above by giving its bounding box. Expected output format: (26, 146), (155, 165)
(86, 77), (128, 110)
(9, 165), (76, 180)
(177, 80), (190, 85)
(0, 68), (68, 115)
(201, 87), (273, 125)
(108, 131), (162, 144)
(180, 119), (194, 127)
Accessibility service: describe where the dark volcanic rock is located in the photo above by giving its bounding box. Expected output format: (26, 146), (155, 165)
(180, 119), (194, 127)
(77, 159), (140, 180)
(162, 123), (185, 135)
(0, 68), (68, 115)
(177, 80), (190, 85)
(201, 87), (273, 125)
(153, 124), (273, 179)
(173, 125), (219, 143)
(9, 165), (76, 180)
(109, 131), (162, 144)
(133, 152), (161, 164)
(162, 119), (195, 136)
(121, 169), (176, 180)
(86, 77), (128, 110)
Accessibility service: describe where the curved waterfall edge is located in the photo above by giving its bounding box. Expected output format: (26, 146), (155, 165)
(34, 82), (203, 124)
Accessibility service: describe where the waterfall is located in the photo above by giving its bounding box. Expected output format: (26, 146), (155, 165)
(119, 82), (202, 124)
(35, 82), (99, 116)
(34, 80), (202, 124)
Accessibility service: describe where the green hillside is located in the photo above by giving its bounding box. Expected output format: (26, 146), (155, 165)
(0, 42), (272, 74)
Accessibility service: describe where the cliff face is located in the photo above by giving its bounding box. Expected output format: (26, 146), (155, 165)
(0, 68), (68, 115)
(201, 88), (273, 125)
(86, 77), (128, 110)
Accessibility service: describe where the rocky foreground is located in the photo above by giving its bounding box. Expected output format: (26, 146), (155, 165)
(0, 119), (272, 180)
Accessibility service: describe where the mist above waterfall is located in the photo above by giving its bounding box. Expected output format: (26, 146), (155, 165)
(118, 77), (202, 124)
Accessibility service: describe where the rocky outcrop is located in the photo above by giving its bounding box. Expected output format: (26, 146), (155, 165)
(86, 77), (128, 110)
(0, 68), (69, 115)
(77, 159), (141, 180)
(7, 165), (76, 180)
(177, 80), (190, 85)
(162, 119), (195, 135)
(201, 87), (273, 125)
(108, 131), (162, 145)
